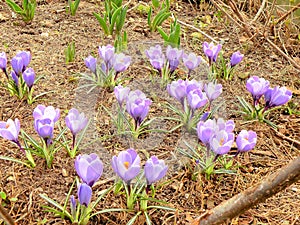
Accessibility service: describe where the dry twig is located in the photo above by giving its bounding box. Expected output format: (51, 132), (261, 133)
(192, 156), (300, 225)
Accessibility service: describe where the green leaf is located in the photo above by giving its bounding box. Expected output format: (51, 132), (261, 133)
(157, 26), (169, 41)
(39, 194), (72, 219)
(152, 0), (159, 8)
(0, 192), (7, 200)
(110, 6), (122, 34)
(93, 13), (109, 35)
(116, 6), (127, 34)
(5, 0), (23, 13)
(126, 211), (142, 225)
(0, 155), (32, 167)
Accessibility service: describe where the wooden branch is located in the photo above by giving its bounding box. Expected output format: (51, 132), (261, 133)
(251, 0), (267, 24)
(273, 2), (300, 26)
(0, 204), (16, 225)
(191, 156), (300, 225)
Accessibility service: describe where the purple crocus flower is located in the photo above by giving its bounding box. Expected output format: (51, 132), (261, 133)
(264, 86), (292, 109)
(210, 130), (234, 155)
(16, 51), (31, 71)
(202, 42), (222, 64)
(11, 71), (19, 86)
(0, 52), (8, 79)
(186, 79), (203, 93)
(75, 153), (103, 187)
(70, 195), (77, 218)
(84, 55), (97, 74)
(126, 90), (152, 127)
(236, 130), (257, 153)
(144, 156), (168, 185)
(11, 56), (24, 75)
(145, 45), (163, 60)
(33, 105), (60, 123)
(22, 67), (35, 89)
(167, 79), (187, 106)
(65, 108), (88, 136)
(216, 118), (235, 133)
(230, 51), (244, 67)
(187, 89), (208, 111)
(0, 118), (20, 143)
(114, 85), (130, 107)
(111, 148), (141, 184)
(204, 82), (222, 102)
(197, 119), (217, 145)
(98, 44), (115, 71)
(34, 118), (54, 140)
(113, 53), (131, 73)
(145, 45), (166, 72)
(78, 183), (92, 207)
(182, 52), (202, 76)
(166, 45), (183, 73)
(246, 76), (270, 106)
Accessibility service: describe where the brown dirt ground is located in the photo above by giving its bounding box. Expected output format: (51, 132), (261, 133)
(0, 0), (300, 224)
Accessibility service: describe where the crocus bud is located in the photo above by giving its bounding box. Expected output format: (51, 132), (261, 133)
(0, 118), (20, 143)
(113, 53), (131, 73)
(202, 42), (222, 63)
(126, 90), (152, 126)
(34, 118), (54, 140)
(236, 130), (257, 152)
(144, 156), (168, 185)
(197, 119), (217, 145)
(70, 195), (77, 218)
(98, 44), (115, 70)
(75, 153), (103, 187)
(167, 79), (187, 106)
(84, 55), (97, 74)
(65, 108), (88, 136)
(114, 85), (130, 107)
(210, 130), (234, 155)
(78, 183), (92, 207)
(0, 52), (7, 71)
(264, 86), (292, 109)
(246, 76), (270, 106)
(204, 82), (222, 102)
(187, 89), (208, 111)
(182, 52), (202, 71)
(22, 67), (35, 89)
(230, 51), (244, 67)
(16, 51), (31, 70)
(11, 56), (23, 75)
(11, 71), (19, 86)
(145, 45), (163, 60)
(166, 45), (183, 73)
(111, 149), (141, 184)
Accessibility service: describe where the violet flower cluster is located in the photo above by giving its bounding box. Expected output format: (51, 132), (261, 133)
(197, 118), (257, 159)
(0, 51), (36, 101)
(202, 42), (244, 80)
(114, 85), (152, 131)
(145, 45), (203, 79)
(167, 79), (222, 131)
(245, 76), (292, 120)
(112, 148), (167, 209)
(84, 44), (131, 87)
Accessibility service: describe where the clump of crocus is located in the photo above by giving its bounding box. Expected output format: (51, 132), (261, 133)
(111, 149), (168, 213)
(194, 117), (256, 178)
(83, 44), (131, 89)
(126, 89), (152, 132)
(240, 76), (292, 126)
(166, 79), (223, 132)
(65, 108), (88, 154)
(230, 51), (244, 67)
(2, 51), (38, 103)
(146, 45), (199, 84)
